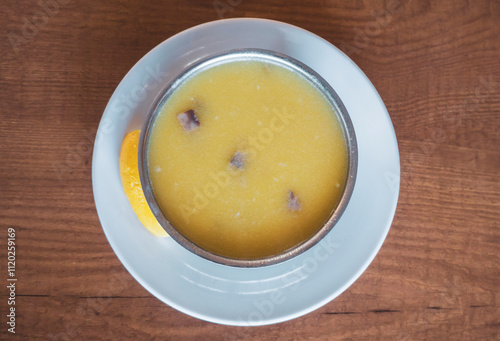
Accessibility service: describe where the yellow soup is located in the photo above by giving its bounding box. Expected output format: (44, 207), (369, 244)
(148, 61), (347, 259)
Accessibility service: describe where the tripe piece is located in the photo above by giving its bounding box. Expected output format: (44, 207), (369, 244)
(230, 151), (246, 170)
(177, 109), (200, 132)
(287, 191), (301, 212)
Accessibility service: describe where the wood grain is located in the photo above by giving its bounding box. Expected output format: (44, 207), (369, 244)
(1, 0), (499, 339)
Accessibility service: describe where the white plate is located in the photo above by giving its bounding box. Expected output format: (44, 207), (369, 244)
(92, 18), (400, 326)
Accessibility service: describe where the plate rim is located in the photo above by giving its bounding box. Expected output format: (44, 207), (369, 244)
(92, 17), (400, 326)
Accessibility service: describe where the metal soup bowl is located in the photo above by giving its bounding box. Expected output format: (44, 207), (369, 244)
(138, 49), (357, 267)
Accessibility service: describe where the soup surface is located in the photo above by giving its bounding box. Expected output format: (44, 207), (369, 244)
(148, 60), (347, 259)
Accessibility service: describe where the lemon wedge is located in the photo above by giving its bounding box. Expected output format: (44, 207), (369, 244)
(119, 130), (168, 237)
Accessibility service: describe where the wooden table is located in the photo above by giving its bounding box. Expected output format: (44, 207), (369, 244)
(1, 0), (498, 339)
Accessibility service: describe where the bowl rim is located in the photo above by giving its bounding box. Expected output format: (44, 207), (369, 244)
(138, 48), (358, 267)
